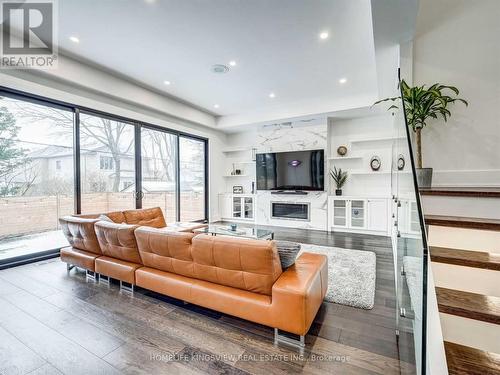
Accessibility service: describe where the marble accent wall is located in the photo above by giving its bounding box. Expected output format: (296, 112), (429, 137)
(254, 123), (328, 153)
(225, 122), (328, 230)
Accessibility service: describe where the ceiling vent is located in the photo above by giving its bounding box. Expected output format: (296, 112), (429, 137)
(211, 64), (230, 74)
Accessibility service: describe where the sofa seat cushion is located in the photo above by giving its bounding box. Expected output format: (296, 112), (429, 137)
(94, 221), (142, 264)
(135, 267), (272, 326)
(59, 216), (101, 255)
(95, 256), (141, 284)
(123, 207), (166, 228)
(60, 247), (99, 271)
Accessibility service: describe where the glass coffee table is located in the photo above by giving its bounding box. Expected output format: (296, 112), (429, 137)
(193, 224), (274, 240)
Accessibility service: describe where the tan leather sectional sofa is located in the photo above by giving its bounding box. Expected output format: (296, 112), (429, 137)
(59, 207), (328, 345)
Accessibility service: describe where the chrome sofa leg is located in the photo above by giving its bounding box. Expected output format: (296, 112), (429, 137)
(66, 264), (74, 273)
(99, 274), (111, 285)
(274, 328), (305, 352)
(86, 270), (99, 282)
(120, 281), (134, 294)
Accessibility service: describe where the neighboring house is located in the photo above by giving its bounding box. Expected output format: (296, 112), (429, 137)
(3, 145), (136, 195)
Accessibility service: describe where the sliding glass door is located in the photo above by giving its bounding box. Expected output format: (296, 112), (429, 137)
(140, 127), (177, 222)
(79, 112), (136, 214)
(179, 136), (206, 221)
(0, 88), (208, 266)
(0, 95), (74, 263)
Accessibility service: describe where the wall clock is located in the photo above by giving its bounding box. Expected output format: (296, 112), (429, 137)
(370, 156), (381, 171)
(397, 155), (405, 171)
(337, 145), (347, 156)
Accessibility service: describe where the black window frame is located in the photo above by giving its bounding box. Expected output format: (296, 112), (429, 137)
(0, 85), (209, 268)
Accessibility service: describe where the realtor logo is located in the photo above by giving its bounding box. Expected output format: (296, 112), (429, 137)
(0, 0), (58, 68)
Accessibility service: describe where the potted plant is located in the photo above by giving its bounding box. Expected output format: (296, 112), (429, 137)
(330, 167), (348, 196)
(374, 80), (467, 187)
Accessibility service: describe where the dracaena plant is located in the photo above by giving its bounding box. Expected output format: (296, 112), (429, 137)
(330, 167), (348, 189)
(374, 80), (468, 168)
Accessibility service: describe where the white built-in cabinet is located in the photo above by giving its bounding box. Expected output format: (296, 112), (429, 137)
(398, 199), (420, 235)
(218, 193), (255, 221)
(328, 196), (390, 235)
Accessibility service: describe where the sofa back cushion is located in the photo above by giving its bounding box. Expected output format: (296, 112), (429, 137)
(59, 216), (102, 255)
(122, 207), (166, 228)
(105, 211), (127, 224)
(192, 235), (282, 295)
(134, 228), (282, 295)
(94, 221), (142, 264)
(134, 227), (196, 275)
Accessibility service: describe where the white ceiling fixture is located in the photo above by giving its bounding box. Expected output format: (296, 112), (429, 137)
(319, 31), (329, 40)
(229, 60), (237, 67)
(69, 36), (79, 43)
(269, 92), (276, 98)
(211, 64), (230, 74)
(214, 104), (220, 108)
(163, 80), (171, 85)
(339, 78), (347, 84)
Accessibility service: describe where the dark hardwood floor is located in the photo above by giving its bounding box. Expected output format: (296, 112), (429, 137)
(0, 226), (415, 375)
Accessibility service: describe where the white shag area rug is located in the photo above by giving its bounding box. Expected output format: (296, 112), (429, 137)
(299, 244), (377, 309)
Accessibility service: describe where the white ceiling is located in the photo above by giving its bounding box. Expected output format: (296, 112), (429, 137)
(53, 0), (380, 128)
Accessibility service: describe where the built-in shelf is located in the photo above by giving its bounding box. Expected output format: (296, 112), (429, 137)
(223, 174), (249, 178)
(349, 170), (411, 175)
(349, 170), (392, 175)
(328, 155), (363, 160)
(350, 136), (406, 144)
(222, 147), (252, 153)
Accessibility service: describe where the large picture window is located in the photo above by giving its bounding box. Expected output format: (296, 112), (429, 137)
(79, 113), (136, 214)
(0, 88), (208, 267)
(0, 95), (74, 263)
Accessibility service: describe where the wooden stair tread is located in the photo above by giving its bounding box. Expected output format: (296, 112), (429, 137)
(444, 341), (500, 375)
(420, 186), (500, 198)
(436, 287), (500, 324)
(430, 246), (500, 271)
(425, 215), (500, 231)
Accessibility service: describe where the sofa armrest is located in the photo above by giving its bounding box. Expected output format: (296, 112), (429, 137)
(271, 252), (328, 335)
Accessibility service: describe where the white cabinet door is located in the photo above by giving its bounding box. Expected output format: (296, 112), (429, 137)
(219, 195), (232, 219)
(398, 199), (410, 234)
(232, 197), (242, 218)
(244, 197), (254, 219)
(367, 199), (388, 232)
(350, 200), (366, 229)
(332, 199), (348, 227)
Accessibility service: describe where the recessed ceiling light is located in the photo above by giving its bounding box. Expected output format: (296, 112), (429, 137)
(163, 80), (171, 85)
(269, 92), (276, 98)
(144, 0), (156, 3)
(229, 60), (237, 67)
(214, 104), (220, 109)
(319, 31), (329, 40)
(69, 36), (80, 43)
(339, 78), (347, 84)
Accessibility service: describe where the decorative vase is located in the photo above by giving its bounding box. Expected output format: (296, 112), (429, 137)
(416, 168), (433, 188)
(335, 189), (342, 196)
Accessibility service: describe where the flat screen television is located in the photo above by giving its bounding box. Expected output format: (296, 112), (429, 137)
(256, 149), (324, 191)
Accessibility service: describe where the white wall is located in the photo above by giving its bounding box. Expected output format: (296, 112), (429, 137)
(413, 0), (500, 186)
(0, 65), (227, 221)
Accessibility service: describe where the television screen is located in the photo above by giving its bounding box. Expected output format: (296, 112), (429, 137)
(256, 149), (324, 191)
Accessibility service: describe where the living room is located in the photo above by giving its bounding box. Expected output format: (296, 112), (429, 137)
(0, 1), (499, 375)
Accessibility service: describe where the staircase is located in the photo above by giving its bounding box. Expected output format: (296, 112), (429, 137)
(421, 187), (500, 374)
